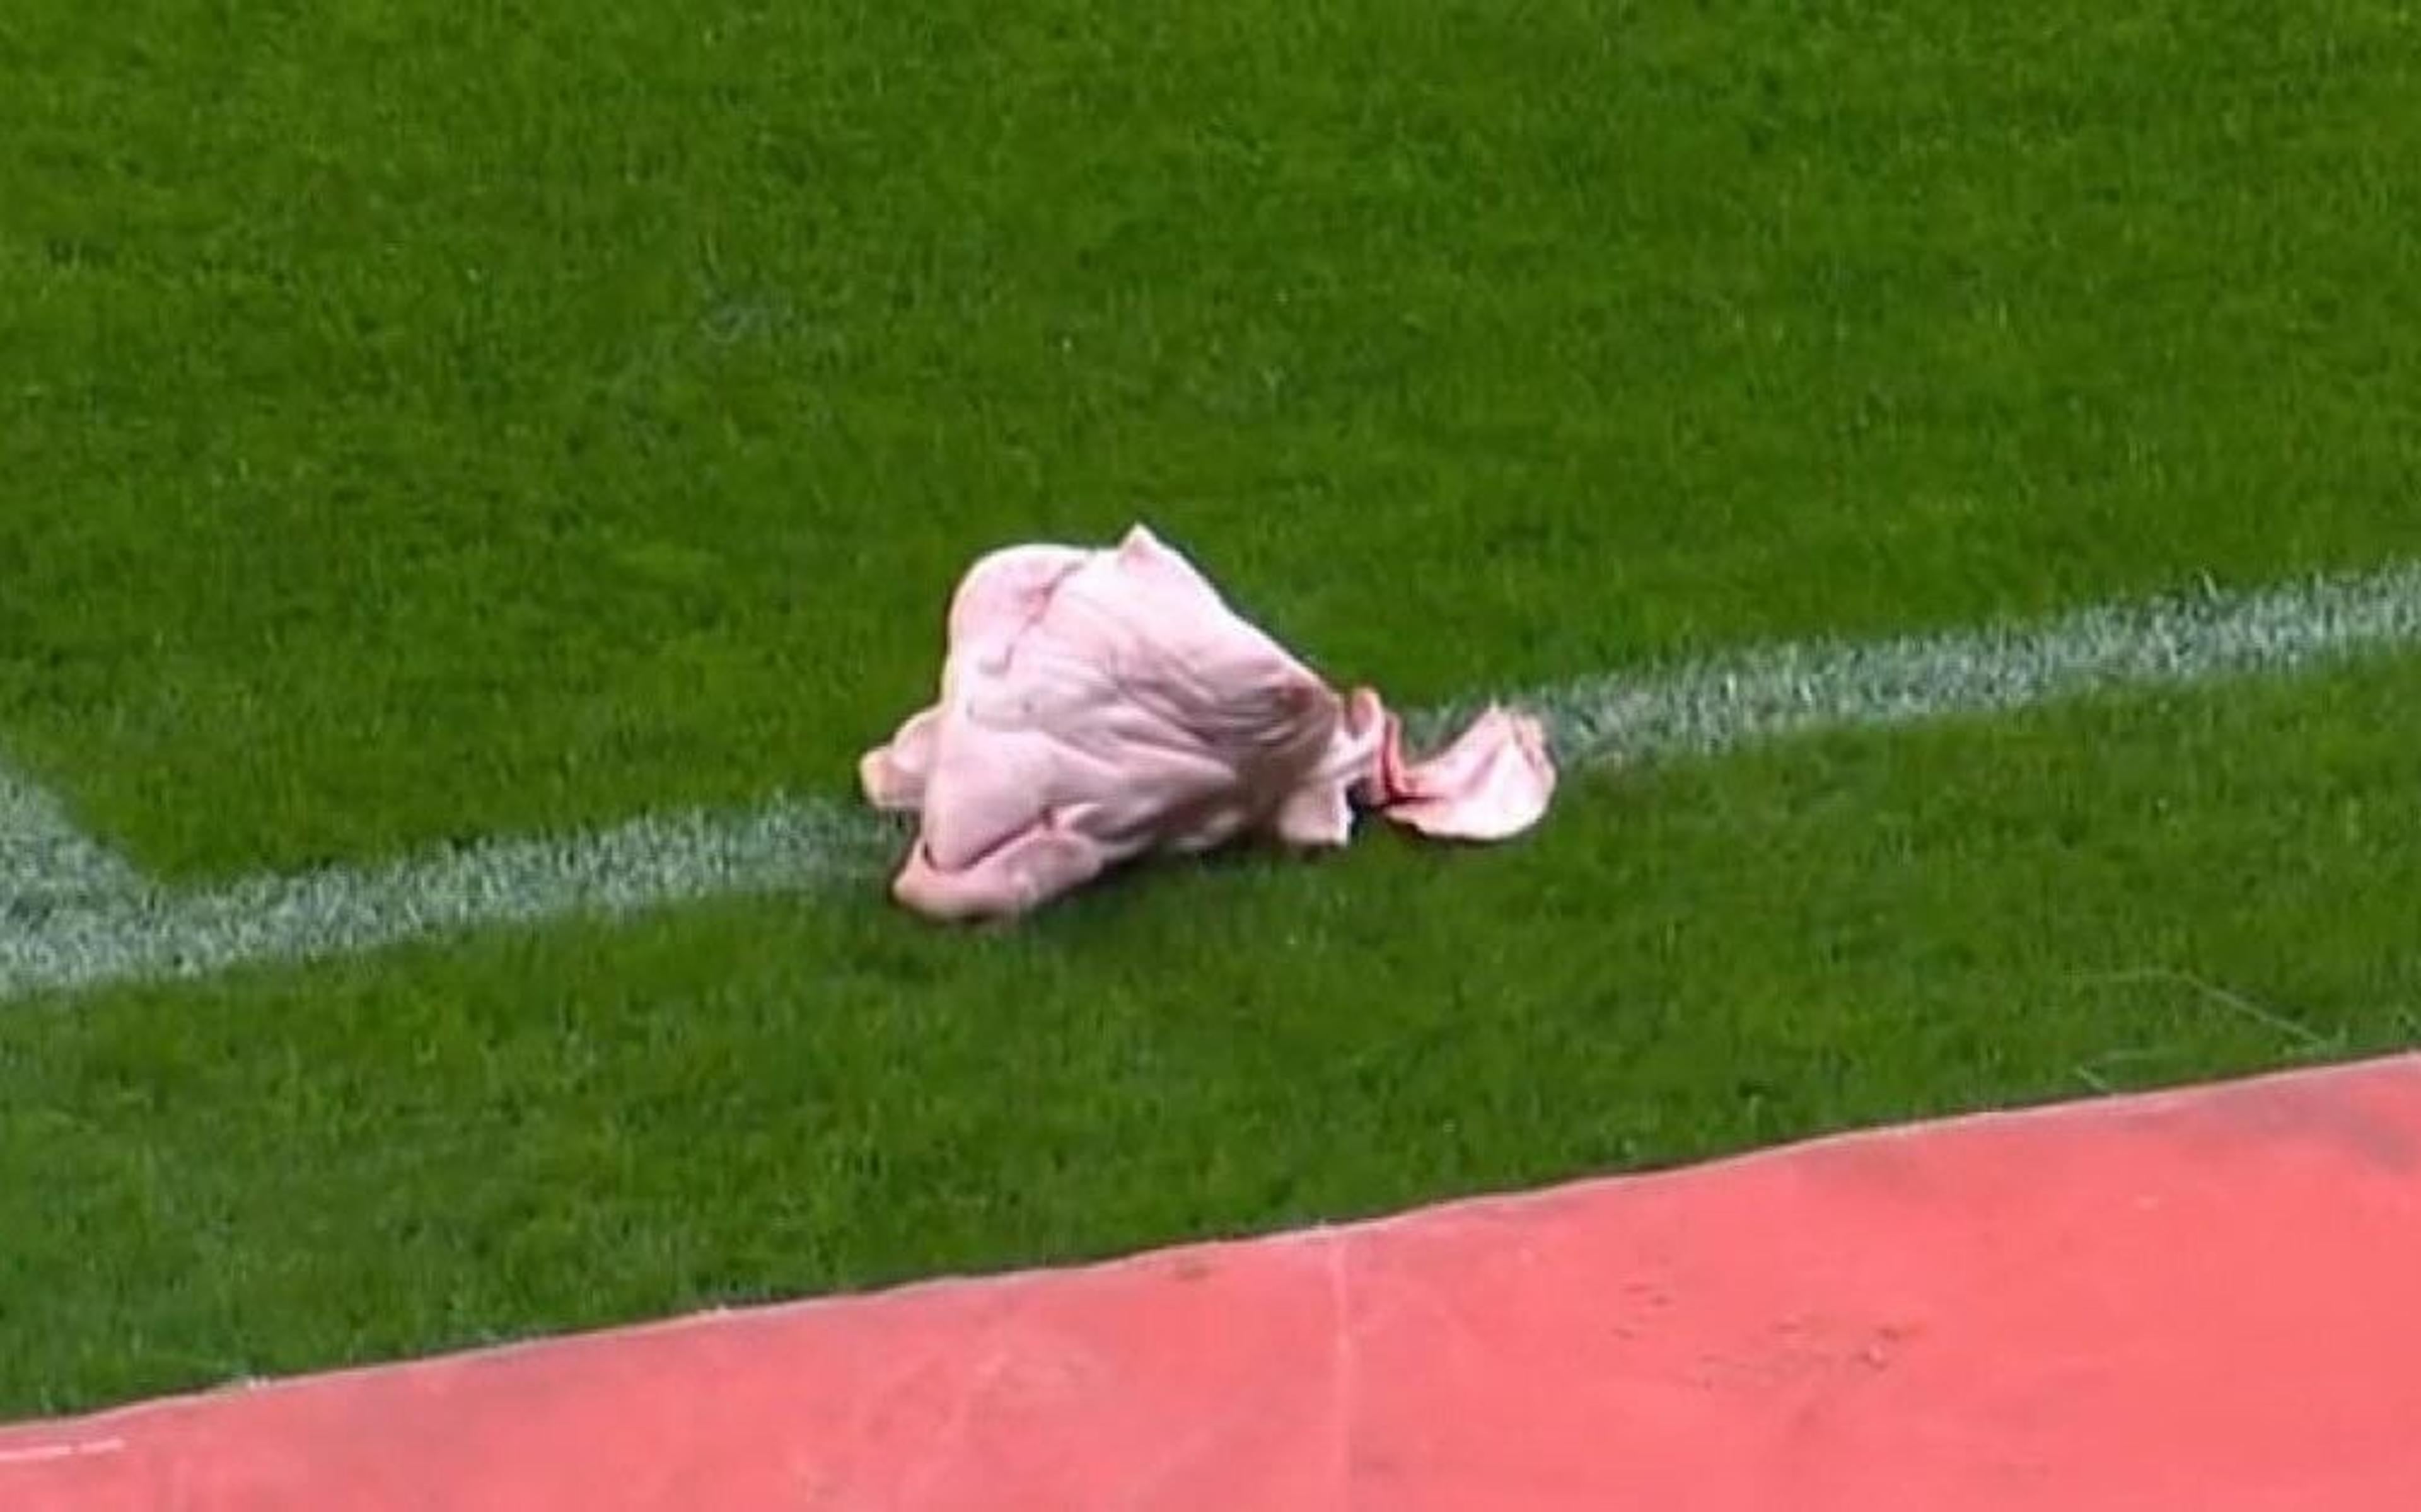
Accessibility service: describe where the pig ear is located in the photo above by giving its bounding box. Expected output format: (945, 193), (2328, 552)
(1117, 522), (1165, 560)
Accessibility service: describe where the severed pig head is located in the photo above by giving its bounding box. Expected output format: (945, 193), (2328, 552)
(860, 524), (1556, 921)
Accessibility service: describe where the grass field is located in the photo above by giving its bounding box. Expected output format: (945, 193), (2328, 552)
(4, 0), (2420, 1416)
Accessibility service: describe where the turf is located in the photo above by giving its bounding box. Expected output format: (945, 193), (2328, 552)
(4, 0), (2420, 1414)
(4, 0), (2416, 874)
(8, 659), (2420, 1414)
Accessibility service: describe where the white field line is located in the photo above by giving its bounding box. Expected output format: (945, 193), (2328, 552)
(0, 795), (901, 1002)
(0, 765), (142, 903)
(4, 562), (2418, 1003)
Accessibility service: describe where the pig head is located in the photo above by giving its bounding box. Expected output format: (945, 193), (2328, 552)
(860, 524), (1557, 921)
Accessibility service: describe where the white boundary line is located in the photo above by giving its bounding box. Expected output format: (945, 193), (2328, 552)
(4, 562), (2418, 1003)
(0, 1436), (122, 1467)
(0, 765), (142, 903)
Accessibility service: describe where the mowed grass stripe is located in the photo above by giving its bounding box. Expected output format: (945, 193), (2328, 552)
(7, 558), (2417, 1003)
(9, 650), (2417, 1417)
(8, 0), (2417, 880)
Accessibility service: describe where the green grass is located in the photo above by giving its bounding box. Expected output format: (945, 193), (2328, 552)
(4, 0), (2421, 1415)
(8, 659), (2420, 1414)
(6, 0), (2416, 874)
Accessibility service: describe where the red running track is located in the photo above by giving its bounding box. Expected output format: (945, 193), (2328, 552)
(6, 1054), (2419, 1509)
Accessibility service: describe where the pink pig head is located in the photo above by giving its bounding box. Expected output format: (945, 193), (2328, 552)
(861, 524), (1555, 921)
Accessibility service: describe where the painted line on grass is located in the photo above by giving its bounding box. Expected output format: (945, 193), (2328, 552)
(1461, 560), (2421, 768)
(0, 765), (142, 904)
(0, 787), (902, 1003)
(4, 561), (2418, 1002)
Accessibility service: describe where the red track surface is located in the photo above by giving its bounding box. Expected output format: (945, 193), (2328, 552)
(7, 1054), (2418, 1509)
